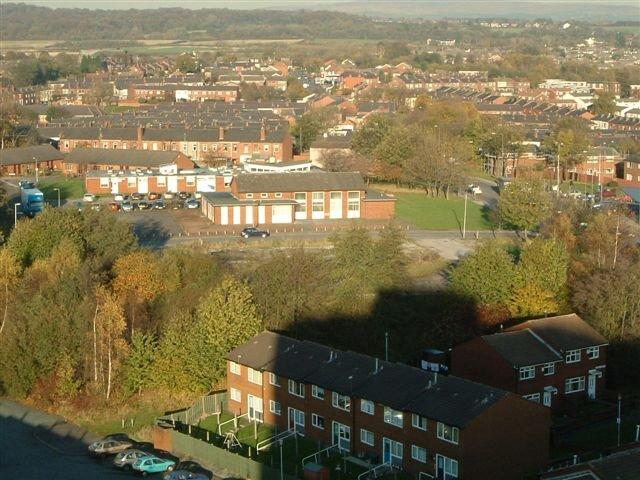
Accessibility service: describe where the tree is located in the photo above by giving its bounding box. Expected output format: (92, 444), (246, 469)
(372, 124), (414, 184)
(80, 54), (103, 73)
(517, 238), (569, 299)
(508, 283), (559, 318)
(122, 332), (157, 396)
(86, 82), (113, 106)
(9, 60), (45, 87)
(176, 54), (198, 73)
(152, 314), (199, 392)
(285, 77), (307, 101)
(591, 91), (617, 115)
(191, 277), (262, 390)
(543, 118), (591, 168)
(351, 114), (394, 157)
(45, 106), (71, 122)
(498, 180), (551, 238)
(0, 248), (21, 338)
(291, 106), (338, 152)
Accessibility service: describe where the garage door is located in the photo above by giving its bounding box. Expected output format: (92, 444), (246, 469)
(271, 205), (292, 224)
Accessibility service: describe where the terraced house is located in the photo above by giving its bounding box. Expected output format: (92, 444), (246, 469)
(226, 332), (550, 480)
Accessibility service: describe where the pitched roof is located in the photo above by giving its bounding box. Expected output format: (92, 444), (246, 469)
(66, 148), (185, 168)
(234, 171), (365, 193)
(482, 330), (561, 367)
(507, 314), (608, 352)
(0, 144), (64, 165)
(232, 331), (509, 428)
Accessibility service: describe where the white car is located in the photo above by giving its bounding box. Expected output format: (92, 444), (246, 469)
(186, 199), (200, 209)
(194, 191), (202, 199)
(467, 184), (482, 195)
(83, 193), (96, 202)
(113, 449), (149, 470)
(114, 194), (125, 202)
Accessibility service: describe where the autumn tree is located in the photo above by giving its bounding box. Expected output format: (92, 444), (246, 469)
(498, 180), (552, 238)
(351, 114), (394, 157)
(0, 248), (21, 337)
(591, 91), (617, 115)
(122, 332), (157, 396)
(543, 118), (591, 168)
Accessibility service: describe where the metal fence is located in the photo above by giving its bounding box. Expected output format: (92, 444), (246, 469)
(157, 390), (227, 426)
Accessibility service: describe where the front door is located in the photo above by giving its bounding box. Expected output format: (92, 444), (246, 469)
(332, 422), (351, 452)
(219, 206), (229, 225)
(588, 374), (597, 399)
(111, 179), (119, 194)
(137, 177), (148, 194)
(382, 438), (403, 468)
(543, 390), (552, 407)
(247, 395), (263, 423)
(329, 191), (342, 219)
(288, 407), (304, 432)
(258, 205), (266, 224)
(436, 454), (459, 480)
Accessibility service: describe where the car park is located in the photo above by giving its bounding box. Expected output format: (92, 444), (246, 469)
(186, 199), (200, 209)
(164, 192), (175, 200)
(88, 438), (133, 457)
(121, 201), (134, 212)
(148, 192), (160, 200)
(114, 194), (125, 202)
(131, 192), (143, 200)
(108, 202), (121, 211)
(172, 200), (185, 210)
(132, 455), (176, 476)
(138, 201), (151, 210)
(154, 200), (166, 210)
(241, 227), (270, 239)
(83, 193), (96, 202)
(178, 191), (190, 200)
(113, 449), (149, 471)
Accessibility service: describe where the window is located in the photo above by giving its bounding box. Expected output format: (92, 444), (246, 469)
(186, 176), (195, 186)
(230, 388), (241, 402)
(192, 145), (197, 152)
(229, 361), (241, 375)
(157, 176), (166, 187)
(383, 407), (403, 428)
(542, 363), (555, 376)
(436, 455), (459, 479)
(332, 392), (350, 411)
(412, 414), (427, 431)
(294, 192), (307, 215)
(312, 192), (324, 212)
(269, 400), (281, 415)
(519, 366), (535, 380)
(99, 177), (110, 188)
(437, 422), (459, 444)
(289, 408), (305, 428)
(411, 445), (427, 463)
(269, 373), (280, 386)
(347, 191), (360, 215)
(587, 346), (600, 359)
(312, 385), (325, 400)
(566, 350), (581, 364)
(523, 393), (541, 403)
(264, 145), (269, 151)
(274, 145), (280, 152)
(565, 376), (585, 394)
(288, 379), (304, 398)
(128, 177), (137, 187)
(275, 192), (283, 198)
(312, 414), (325, 429)
(246, 193), (254, 199)
(248, 367), (262, 385)
(360, 400), (374, 415)
(260, 193), (268, 199)
(203, 145), (208, 152)
(384, 438), (403, 464)
(360, 429), (374, 446)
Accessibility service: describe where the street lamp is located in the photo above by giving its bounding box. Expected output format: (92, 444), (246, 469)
(279, 439), (284, 480)
(53, 188), (61, 207)
(14, 202), (21, 227)
(33, 157), (39, 184)
(462, 192), (468, 239)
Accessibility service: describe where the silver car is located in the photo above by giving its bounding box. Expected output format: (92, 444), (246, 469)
(163, 470), (209, 480)
(88, 439), (132, 456)
(113, 449), (149, 470)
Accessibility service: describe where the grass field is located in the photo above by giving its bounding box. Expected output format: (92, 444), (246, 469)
(80, 407), (162, 438)
(38, 177), (85, 201)
(394, 192), (493, 231)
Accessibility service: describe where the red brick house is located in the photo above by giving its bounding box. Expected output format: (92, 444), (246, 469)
(567, 146), (621, 183)
(174, 86), (239, 103)
(617, 156), (640, 185)
(226, 331), (550, 480)
(0, 144), (65, 175)
(65, 148), (194, 174)
(200, 171), (396, 226)
(451, 314), (608, 411)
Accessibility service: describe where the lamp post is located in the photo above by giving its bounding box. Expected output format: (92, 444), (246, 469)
(14, 202), (21, 227)
(279, 439), (284, 480)
(462, 193), (468, 239)
(54, 188), (61, 207)
(33, 157), (39, 184)
(617, 393), (622, 447)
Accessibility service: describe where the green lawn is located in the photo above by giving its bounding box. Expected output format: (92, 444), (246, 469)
(395, 192), (493, 231)
(79, 407), (162, 438)
(560, 181), (598, 195)
(38, 177), (85, 202)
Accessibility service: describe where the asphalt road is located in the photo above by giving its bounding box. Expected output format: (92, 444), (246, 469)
(0, 399), (143, 479)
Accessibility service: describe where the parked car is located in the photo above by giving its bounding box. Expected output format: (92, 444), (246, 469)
(164, 192), (175, 200)
(138, 201), (151, 210)
(19, 180), (35, 189)
(113, 449), (149, 471)
(178, 191), (190, 200)
(194, 192), (202, 199)
(114, 194), (125, 202)
(108, 202), (121, 212)
(241, 227), (270, 239)
(90, 202), (102, 211)
(467, 184), (482, 195)
(83, 193), (96, 202)
(132, 456), (176, 476)
(148, 192), (160, 200)
(131, 192), (143, 200)
(154, 200), (166, 210)
(88, 439), (133, 457)
(121, 202), (134, 212)
(172, 200), (185, 210)
(186, 199), (200, 209)
(163, 470), (208, 480)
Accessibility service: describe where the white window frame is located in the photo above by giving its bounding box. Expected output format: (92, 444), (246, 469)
(436, 455), (459, 479)
(260, 193), (268, 199)
(275, 192), (283, 198)
(360, 429), (374, 446)
(229, 361), (241, 375)
(437, 422), (459, 444)
(230, 387), (241, 402)
(523, 393), (541, 403)
(566, 350), (581, 364)
(542, 363), (555, 376)
(269, 372), (280, 387)
(312, 413), (325, 430)
(246, 193), (254, 199)
(411, 445), (427, 463)
(412, 414), (427, 431)
(288, 379), (305, 398)
(312, 385), (325, 400)
(269, 400), (281, 415)
(99, 177), (110, 188)
(248, 367), (262, 385)
(383, 407), (403, 428)
(332, 392), (351, 411)
(565, 376), (586, 394)
(519, 366), (535, 380)
(360, 399), (375, 415)
(587, 346), (600, 359)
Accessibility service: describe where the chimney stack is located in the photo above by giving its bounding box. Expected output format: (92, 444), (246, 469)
(219, 126), (225, 141)
(260, 124), (267, 141)
(137, 125), (145, 143)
